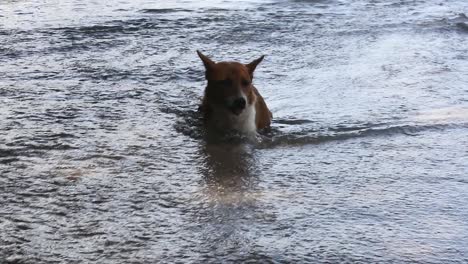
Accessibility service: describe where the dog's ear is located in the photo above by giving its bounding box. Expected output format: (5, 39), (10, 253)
(246, 55), (265, 79)
(197, 50), (215, 70)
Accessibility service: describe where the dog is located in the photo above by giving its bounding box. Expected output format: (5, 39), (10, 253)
(197, 50), (272, 134)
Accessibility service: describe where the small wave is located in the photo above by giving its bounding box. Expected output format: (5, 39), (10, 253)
(439, 13), (468, 33)
(18, 143), (78, 151)
(53, 20), (150, 36)
(173, 109), (205, 139)
(0, 143), (76, 162)
(74, 154), (125, 161)
(56, 24), (125, 34)
(0, 147), (35, 160)
(38, 132), (77, 139)
(451, 13), (468, 32)
(171, 103), (468, 148)
(0, 148), (19, 159)
(259, 122), (464, 148)
(274, 118), (315, 125)
(204, 8), (230, 12)
(141, 8), (192, 14)
(456, 22), (468, 32)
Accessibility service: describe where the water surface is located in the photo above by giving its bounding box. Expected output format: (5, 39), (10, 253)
(1, 0), (468, 263)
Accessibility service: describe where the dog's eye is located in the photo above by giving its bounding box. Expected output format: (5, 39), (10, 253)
(219, 79), (232, 86)
(242, 79), (251, 86)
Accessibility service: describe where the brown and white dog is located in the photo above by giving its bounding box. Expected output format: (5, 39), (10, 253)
(197, 50), (272, 134)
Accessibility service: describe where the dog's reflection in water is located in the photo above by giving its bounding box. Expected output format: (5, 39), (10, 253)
(200, 140), (260, 205)
(203, 142), (256, 187)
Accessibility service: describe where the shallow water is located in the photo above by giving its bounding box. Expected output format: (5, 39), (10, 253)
(1, 0), (468, 263)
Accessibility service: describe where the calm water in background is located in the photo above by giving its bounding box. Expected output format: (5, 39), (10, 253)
(1, 0), (468, 263)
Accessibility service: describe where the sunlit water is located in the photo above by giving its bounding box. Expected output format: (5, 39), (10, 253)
(1, 0), (468, 263)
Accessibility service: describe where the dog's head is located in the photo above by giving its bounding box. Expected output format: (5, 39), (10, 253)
(197, 50), (264, 115)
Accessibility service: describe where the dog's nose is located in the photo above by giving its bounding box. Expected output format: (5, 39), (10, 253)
(232, 97), (246, 109)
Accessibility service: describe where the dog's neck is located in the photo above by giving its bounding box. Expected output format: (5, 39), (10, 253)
(207, 103), (257, 134)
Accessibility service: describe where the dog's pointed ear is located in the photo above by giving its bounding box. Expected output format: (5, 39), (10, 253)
(246, 55), (265, 79)
(197, 50), (215, 70)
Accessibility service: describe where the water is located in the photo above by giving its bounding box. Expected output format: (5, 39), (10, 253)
(1, 0), (468, 263)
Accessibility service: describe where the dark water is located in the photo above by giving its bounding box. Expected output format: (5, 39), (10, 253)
(1, 0), (468, 263)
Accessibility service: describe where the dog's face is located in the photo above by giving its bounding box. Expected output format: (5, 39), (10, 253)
(197, 51), (264, 115)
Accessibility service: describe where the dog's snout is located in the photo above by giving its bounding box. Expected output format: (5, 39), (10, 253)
(233, 97), (246, 109)
(228, 97), (247, 115)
